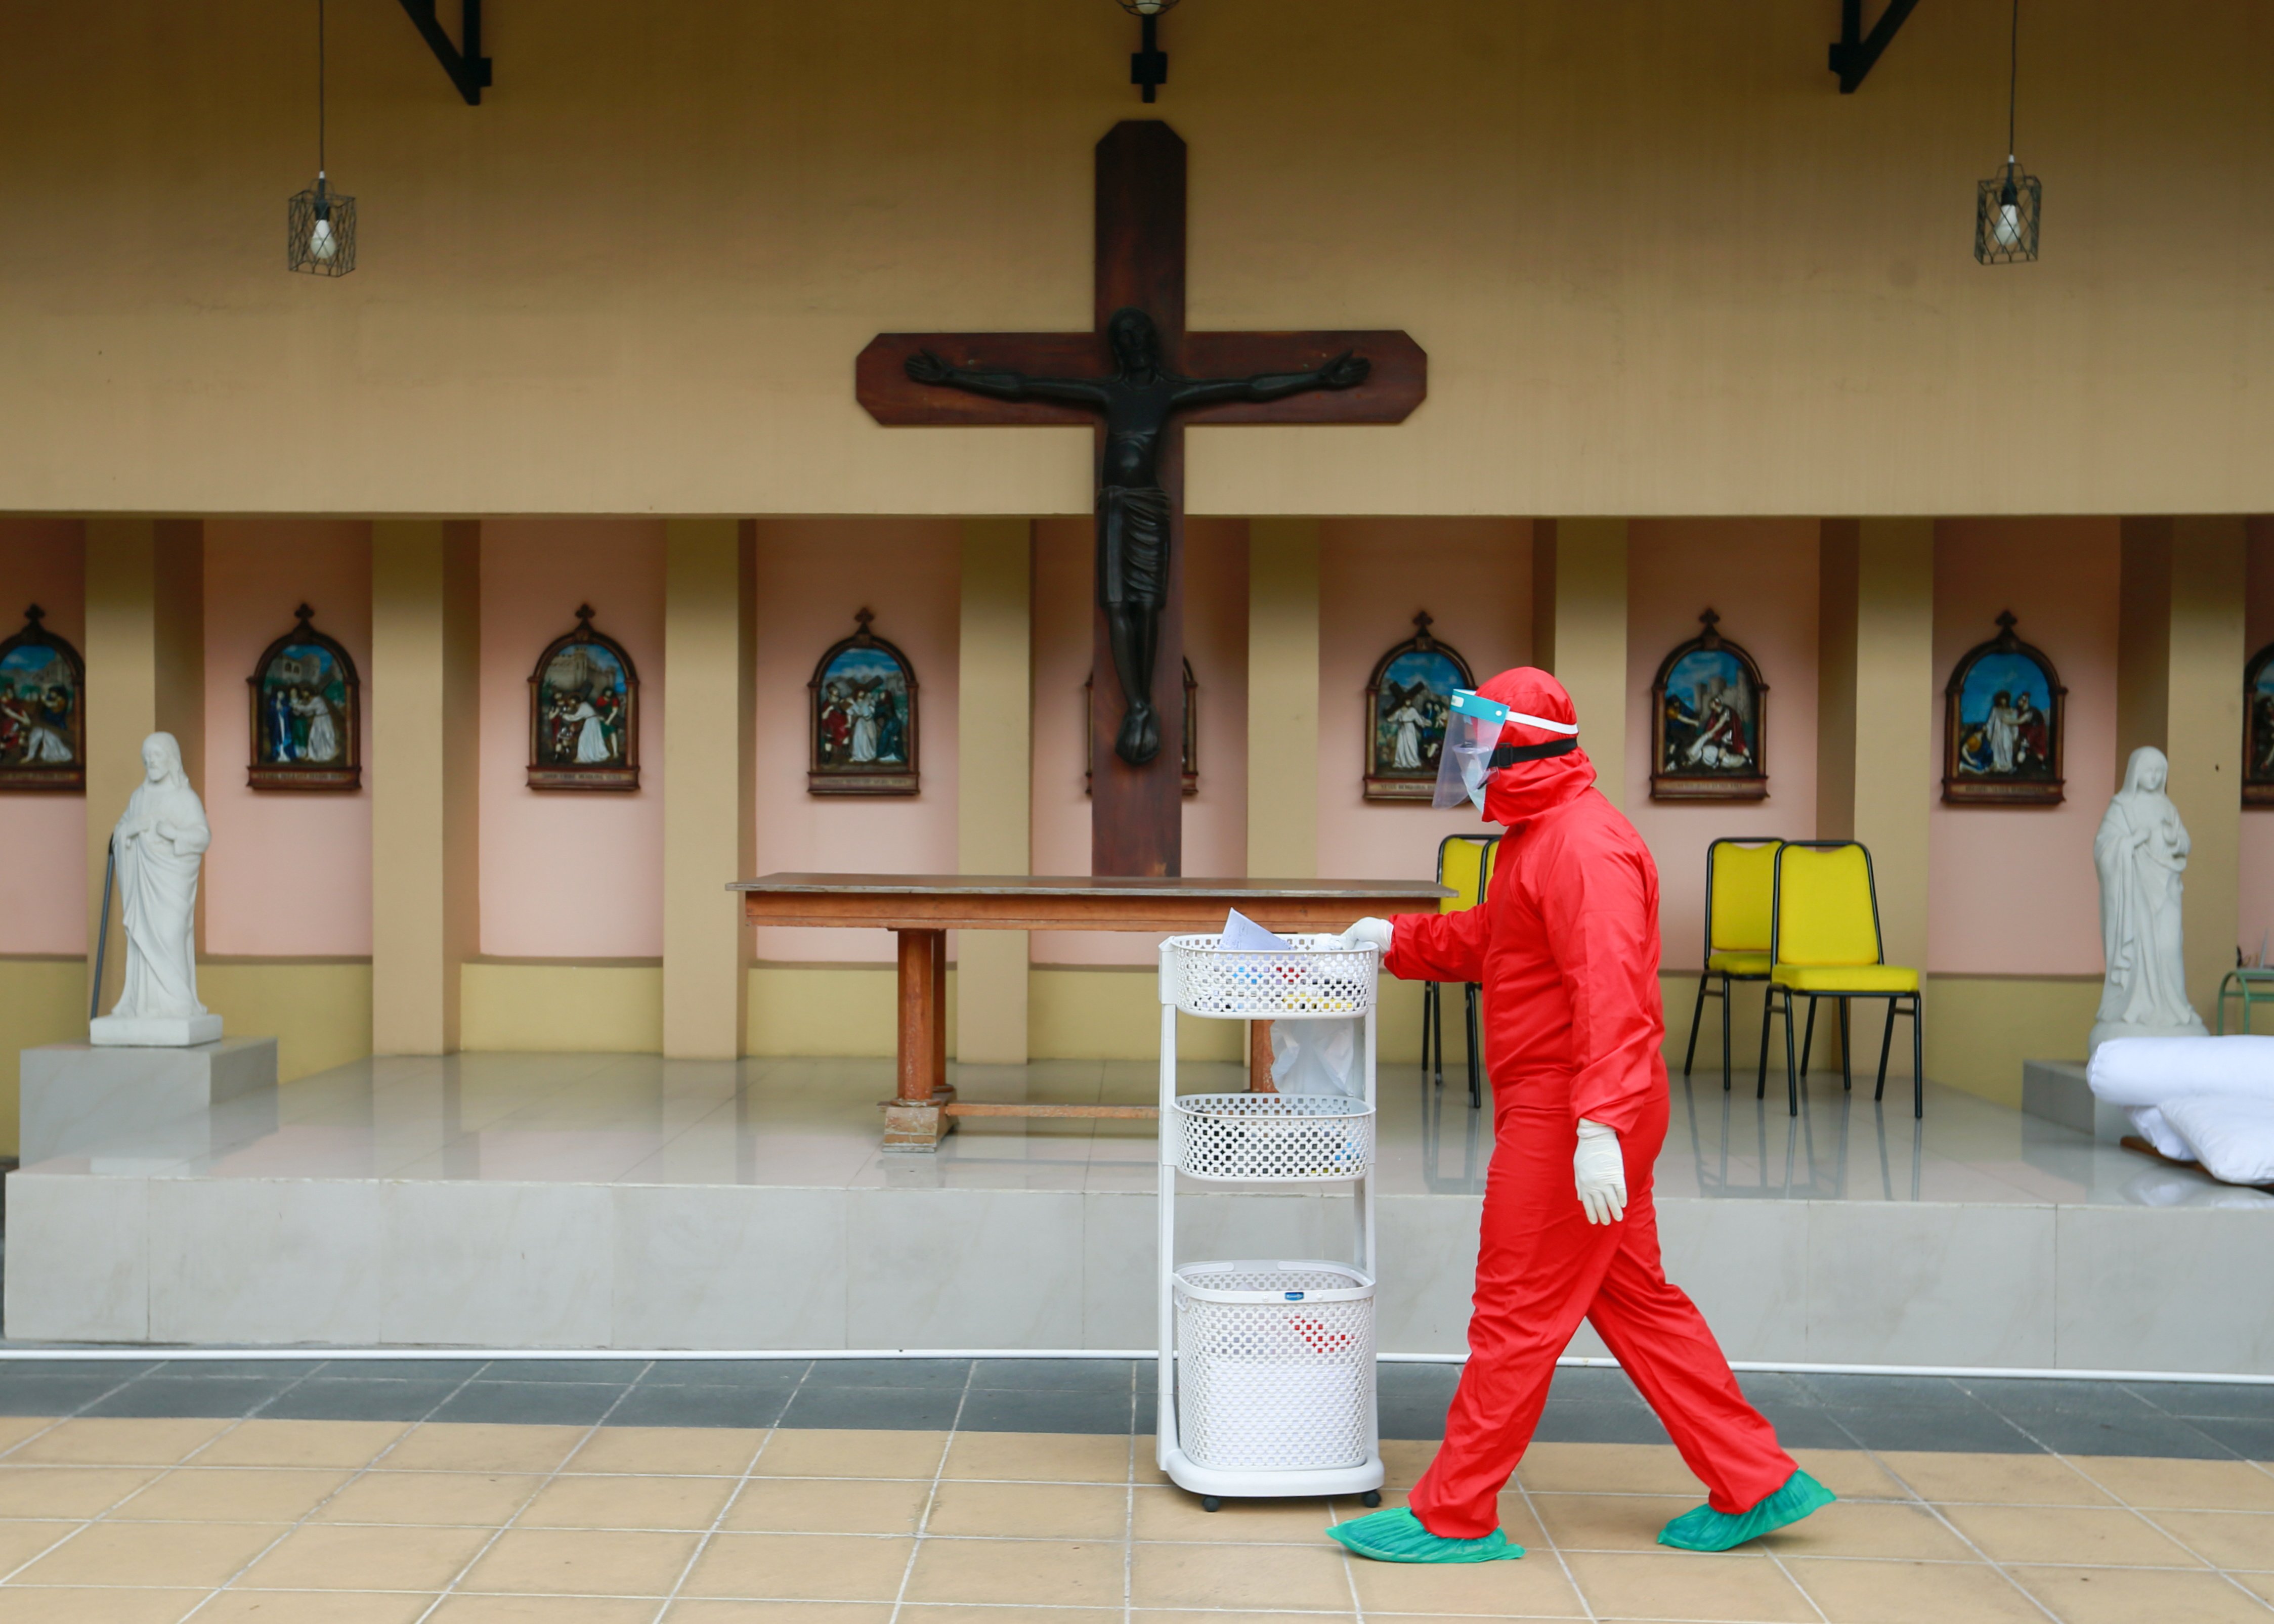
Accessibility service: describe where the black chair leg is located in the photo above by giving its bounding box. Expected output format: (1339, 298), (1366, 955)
(1424, 982), (1441, 1088)
(1465, 982), (1482, 1109)
(1721, 978), (1734, 1092)
(1911, 995), (1924, 1119)
(1838, 998), (1852, 1093)
(1781, 987), (1800, 1117)
(1799, 997), (1819, 1076)
(1683, 974), (1708, 1078)
(1756, 985), (1775, 1100)
(1874, 999), (1897, 1100)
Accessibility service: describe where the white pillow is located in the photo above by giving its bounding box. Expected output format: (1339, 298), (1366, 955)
(2087, 1035), (2274, 1108)
(2159, 1093), (2274, 1187)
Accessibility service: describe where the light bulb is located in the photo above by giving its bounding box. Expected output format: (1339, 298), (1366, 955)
(1993, 202), (2021, 249)
(309, 215), (337, 261)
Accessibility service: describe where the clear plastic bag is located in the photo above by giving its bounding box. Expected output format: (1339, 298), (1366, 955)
(1271, 1017), (1359, 1097)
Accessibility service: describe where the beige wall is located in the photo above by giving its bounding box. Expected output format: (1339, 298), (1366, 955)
(2117, 518), (2247, 1022)
(370, 520), (480, 1054)
(0, 957), (84, 1159)
(1536, 520), (1628, 809)
(11, 3), (2274, 520)
(84, 520), (204, 1017)
(197, 960), (373, 1084)
(1247, 518), (1320, 881)
(955, 518), (1033, 1064)
(1819, 520), (1936, 981)
(661, 519), (755, 1059)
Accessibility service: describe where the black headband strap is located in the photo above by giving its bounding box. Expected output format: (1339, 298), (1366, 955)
(1491, 737), (1579, 768)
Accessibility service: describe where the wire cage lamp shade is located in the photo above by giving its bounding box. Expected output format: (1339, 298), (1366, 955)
(288, 0), (354, 277)
(1975, 160), (2039, 265)
(288, 174), (356, 276)
(1977, 0), (2038, 266)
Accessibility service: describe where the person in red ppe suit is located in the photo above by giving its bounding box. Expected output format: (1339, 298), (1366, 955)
(1325, 668), (1832, 1565)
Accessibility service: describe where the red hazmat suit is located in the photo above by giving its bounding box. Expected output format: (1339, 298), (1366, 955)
(1390, 668), (1796, 1540)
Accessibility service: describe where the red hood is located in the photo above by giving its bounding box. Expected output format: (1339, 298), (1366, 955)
(1475, 667), (1597, 827)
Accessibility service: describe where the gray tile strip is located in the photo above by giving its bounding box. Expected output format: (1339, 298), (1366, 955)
(0, 1356), (2258, 1456)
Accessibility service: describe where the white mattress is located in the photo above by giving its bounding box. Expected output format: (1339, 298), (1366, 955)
(2087, 1035), (2274, 1186)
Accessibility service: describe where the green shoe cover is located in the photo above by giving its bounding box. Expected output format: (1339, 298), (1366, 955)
(1657, 1468), (1836, 1552)
(1326, 1507), (1524, 1564)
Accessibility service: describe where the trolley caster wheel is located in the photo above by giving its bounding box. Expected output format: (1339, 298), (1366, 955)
(1200, 1496), (1223, 1513)
(1360, 1490), (1383, 1507)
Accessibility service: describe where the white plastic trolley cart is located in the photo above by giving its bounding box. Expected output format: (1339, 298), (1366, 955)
(1155, 932), (1386, 1510)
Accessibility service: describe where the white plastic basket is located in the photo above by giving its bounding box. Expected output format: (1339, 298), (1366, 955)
(1160, 934), (1378, 1020)
(1171, 1092), (1376, 1181)
(1174, 1260), (1376, 1473)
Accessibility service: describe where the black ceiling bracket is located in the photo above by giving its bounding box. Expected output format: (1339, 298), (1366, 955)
(1130, 13), (1168, 103)
(397, 0), (491, 105)
(1829, 0), (1921, 93)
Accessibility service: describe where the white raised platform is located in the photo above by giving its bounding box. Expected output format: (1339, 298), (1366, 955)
(8, 1052), (2270, 1372)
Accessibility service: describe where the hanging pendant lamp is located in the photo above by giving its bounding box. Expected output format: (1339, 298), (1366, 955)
(1975, 0), (2039, 265)
(288, 0), (356, 276)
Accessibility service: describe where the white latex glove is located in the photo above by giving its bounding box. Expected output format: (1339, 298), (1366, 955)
(1573, 1118), (1626, 1225)
(1337, 917), (1395, 954)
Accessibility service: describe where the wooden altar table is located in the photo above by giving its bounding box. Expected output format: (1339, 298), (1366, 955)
(733, 873), (1450, 1149)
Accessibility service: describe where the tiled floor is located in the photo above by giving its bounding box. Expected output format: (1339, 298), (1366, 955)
(31, 1049), (2255, 1207)
(0, 1359), (2267, 1620)
(0, 1403), (2271, 1620)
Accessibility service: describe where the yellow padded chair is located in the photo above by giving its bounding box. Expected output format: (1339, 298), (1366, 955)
(1762, 841), (1923, 1119)
(1682, 838), (1783, 1092)
(1423, 833), (1499, 1108)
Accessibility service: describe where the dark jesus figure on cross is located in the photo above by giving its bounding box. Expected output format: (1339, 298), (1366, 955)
(906, 309), (1370, 766)
(856, 119), (1423, 875)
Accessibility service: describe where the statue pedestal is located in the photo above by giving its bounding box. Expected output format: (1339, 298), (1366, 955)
(2087, 1017), (2209, 1056)
(2021, 1059), (2130, 1143)
(89, 1014), (224, 1048)
(20, 1037), (276, 1165)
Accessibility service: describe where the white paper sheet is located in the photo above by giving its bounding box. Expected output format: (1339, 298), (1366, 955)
(1220, 908), (1294, 952)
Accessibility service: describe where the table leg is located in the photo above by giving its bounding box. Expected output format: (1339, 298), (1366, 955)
(932, 930), (948, 1086)
(882, 928), (956, 1151)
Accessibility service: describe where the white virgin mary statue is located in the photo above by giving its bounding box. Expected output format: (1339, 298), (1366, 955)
(2088, 745), (2208, 1053)
(90, 732), (222, 1047)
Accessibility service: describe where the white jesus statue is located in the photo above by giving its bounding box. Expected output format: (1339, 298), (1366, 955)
(90, 731), (222, 1047)
(2088, 745), (2207, 1053)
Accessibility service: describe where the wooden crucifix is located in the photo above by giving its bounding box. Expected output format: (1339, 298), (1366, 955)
(856, 120), (1426, 877)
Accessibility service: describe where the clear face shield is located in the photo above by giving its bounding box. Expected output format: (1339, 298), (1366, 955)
(1432, 690), (1512, 810)
(1431, 689), (1583, 810)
